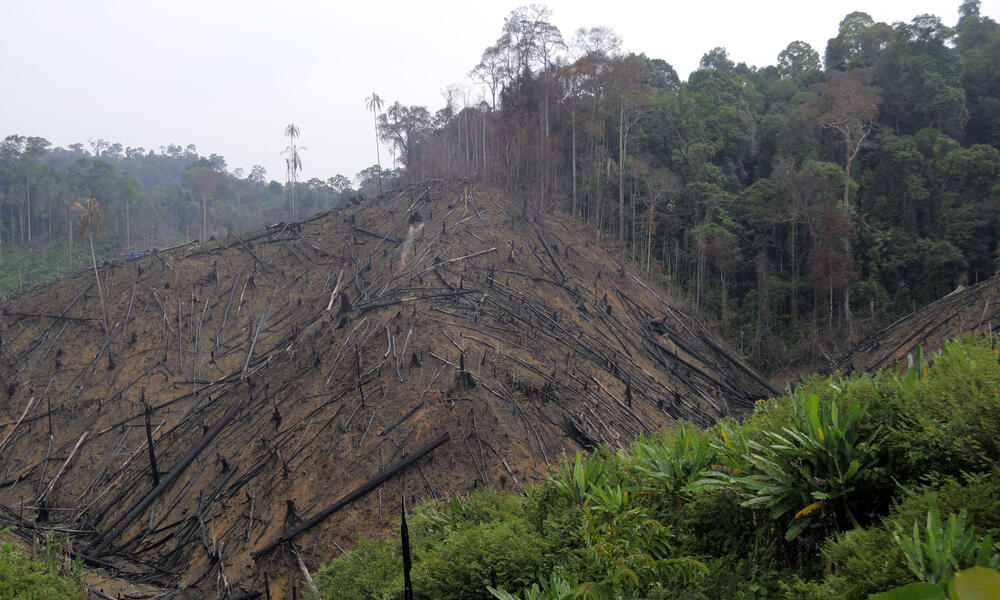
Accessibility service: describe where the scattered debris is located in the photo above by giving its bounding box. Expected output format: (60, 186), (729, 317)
(831, 275), (1000, 374)
(0, 179), (772, 595)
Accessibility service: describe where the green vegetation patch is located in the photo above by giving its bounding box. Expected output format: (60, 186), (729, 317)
(314, 337), (1000, 600)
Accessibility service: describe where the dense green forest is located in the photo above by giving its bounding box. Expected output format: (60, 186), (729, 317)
(314, 337), (1000, 600)
(0, 135), (395, 296)
(374, 0), (1000, 371)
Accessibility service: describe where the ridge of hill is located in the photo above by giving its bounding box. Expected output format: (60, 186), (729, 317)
(0, 179), (773, 596)
(830, 274), (1000, 374)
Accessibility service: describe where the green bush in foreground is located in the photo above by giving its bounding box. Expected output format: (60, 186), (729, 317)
(314, 337), (1000, 600)
(0, 531), (85, 600)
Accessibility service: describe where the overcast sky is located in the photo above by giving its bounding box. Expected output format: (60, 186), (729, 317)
(3, 1), (997, 186)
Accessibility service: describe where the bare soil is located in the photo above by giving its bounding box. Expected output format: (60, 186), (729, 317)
(0, 180), (774, 598)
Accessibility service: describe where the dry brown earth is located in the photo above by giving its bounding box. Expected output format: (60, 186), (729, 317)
(0, 180), (774, 598)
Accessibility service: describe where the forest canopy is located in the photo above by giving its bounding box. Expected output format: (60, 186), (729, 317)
(370, 1), (1000, 371)
(0, 135), (397, 296)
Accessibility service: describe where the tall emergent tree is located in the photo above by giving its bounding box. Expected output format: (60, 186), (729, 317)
(806, 69), (881, 211)
(366, 93), (385, 196)
(283, 123), (303, 220)
(71, 198), (108, 332)
(805, 68), (881, 323)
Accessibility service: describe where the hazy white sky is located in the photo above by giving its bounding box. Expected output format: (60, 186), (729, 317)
(3, 1), (996, 185)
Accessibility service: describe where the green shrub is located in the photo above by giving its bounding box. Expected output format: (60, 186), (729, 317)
(548, 451), (609, 506)
(882, 338), (1000, 480)
(631, 422), (717, 498)
(0, 531), (85, 600)
(821, 470), (1000, 599)
(411, 507), (553, 600)
(314, 538), (401, 600)
(892, 501), (999, 585)
(696, 385), (885, 541)
(489, 573), (574, 600)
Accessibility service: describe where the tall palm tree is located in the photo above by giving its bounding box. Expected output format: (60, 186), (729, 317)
(365, 93), (385, 196)
(71, 198), (108, 332)
(282, 124), (304, 220)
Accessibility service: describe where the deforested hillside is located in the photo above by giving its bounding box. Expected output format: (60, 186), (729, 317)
(830, 274), (1000, 374)
(0, 179), (773, 597)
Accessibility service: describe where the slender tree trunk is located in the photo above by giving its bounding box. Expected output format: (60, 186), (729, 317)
(786, 222), (796, 325)
(571, 105), (577, 218)
(646, 215), (653, 274)
(373, 111), (383, 196)
(843, 154), (852, 326)
(619, 101), (625, 244)
(842, 153), (853, 212)
(202, 192), (207, 242)
(25, 173), (31, 243)
(841, 130), (868, 328)
(631, 196), (636, 262)
(89, 233), (108, 332)
(66, 208), (72, 272)
(753, 251), (768, 362)
(721, 272), (729, 324)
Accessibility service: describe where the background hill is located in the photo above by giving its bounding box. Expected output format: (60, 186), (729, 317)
(0, 137), (376, 296)
(374, 2), (1000, 374)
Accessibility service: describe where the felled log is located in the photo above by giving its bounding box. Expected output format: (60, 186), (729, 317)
(85, 399), (245, 556)
(251, 432), (449, 560)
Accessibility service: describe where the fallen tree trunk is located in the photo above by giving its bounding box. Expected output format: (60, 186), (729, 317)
(251, 432), (449, 560)
(85, 399), (245, 556)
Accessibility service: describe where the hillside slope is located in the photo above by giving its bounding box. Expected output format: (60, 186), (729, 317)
(0, 179), (773, 596)
(830, 275), (1000, 374)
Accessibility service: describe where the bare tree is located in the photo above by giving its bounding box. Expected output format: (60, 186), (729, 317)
(71, 198), (108, 332)
(644, 167), (678, 274)
(365, 93), (385, 195)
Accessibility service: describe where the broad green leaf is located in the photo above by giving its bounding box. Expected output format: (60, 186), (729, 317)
(807, 394), (821, 440)
(785, 516), (812, 540)
(948, 566), (1000, 600)
(870, 582), (946, 600)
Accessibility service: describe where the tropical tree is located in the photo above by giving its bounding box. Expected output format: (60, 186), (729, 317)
(777, 41), (822, 80)
(378, 103), (432, 167)
(184, 165), (223, 242)
(71, 198), (108, 332)
(365, 93), (386, 196)
(804, 69), (881, 323)
(282, 123), (304, 220)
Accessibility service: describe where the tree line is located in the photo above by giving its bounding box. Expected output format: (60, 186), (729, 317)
(371, 1), (1000, 371)
(0, 133), (395, 295)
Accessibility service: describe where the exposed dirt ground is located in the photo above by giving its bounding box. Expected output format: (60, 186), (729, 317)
(0, 180), (774, 598)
